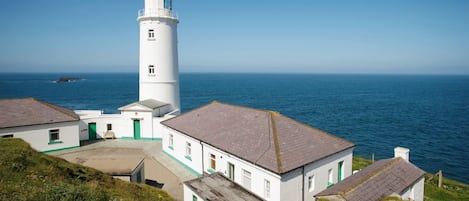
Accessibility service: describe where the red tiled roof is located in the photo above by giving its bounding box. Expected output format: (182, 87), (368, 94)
(316, 157), (425, 201)
(0, 98), (79, 129)
(162, 101), (355, 174)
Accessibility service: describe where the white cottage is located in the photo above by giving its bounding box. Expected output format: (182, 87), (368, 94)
(0, 98), (80, 152)
(315, 147), (425, 201)
(161, 101), (355, 201)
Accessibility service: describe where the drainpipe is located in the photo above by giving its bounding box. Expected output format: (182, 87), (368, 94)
(302, 166), (305, 201)
(201, 142), (205, 175)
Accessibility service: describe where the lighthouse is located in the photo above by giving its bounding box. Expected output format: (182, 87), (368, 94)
(138, 0), (180, 113)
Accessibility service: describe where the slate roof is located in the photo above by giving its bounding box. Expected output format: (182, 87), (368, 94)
(162, 101), (355, 174)
(118, 99), (169, 111)
(0, 98), (79, 129)
(316, 157), (425, 201)
(184, 172), (265, 201)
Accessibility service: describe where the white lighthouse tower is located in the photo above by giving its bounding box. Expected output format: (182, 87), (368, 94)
(138, 0), (180, 113)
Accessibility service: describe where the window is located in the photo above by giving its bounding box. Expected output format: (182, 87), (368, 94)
(185, 142), (192, 160)
(168, 134), (174, 150)
(338, 161), (344, 182)
(227, 162), (235, 180)
(308, 175), (315, 192)
(148, 65), (155, 75)
(49, 129), (61, 144)
(164, 0), (172, 10)
(1, 134), (13, 138)
(264, 179), (270, 199)
(210, 154), (216, 170)
(192, 195), (197, 201)
(107, 124), (112, 131)
(327, 168), (334, 187)
(148, 29), (155, 39)
(243, 169), (252, 190)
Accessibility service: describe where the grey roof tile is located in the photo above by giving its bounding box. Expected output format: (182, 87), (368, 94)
(0, 98), (79, 129)
(162, 101), (355, 174)
(316, 157), (425, 201)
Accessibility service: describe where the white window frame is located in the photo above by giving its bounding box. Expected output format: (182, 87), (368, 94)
(168, 134), (174, 149)
(328, 168), (334, 187)
(243, 169), (252, 190)
(49, 129), (61, 144)
(185, 142), (192, 161)
(210, 153), (216, 170)
(264, 179), (270, 199)
(148, 65), (155, 75)
(308, 175), (315, 192)
(148, 29), (155, 40)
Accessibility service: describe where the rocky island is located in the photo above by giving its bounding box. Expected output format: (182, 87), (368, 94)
(55, 77), (82, 83)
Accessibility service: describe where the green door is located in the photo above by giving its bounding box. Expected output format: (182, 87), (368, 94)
(133, 120), (141, 139)
(338, 161), (344, 182)
(88, 123), (97, 140)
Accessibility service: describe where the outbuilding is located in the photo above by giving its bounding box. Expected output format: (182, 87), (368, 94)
(0, 98), (80, 152)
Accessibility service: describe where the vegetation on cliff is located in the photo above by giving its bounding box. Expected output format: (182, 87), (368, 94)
(0, 138), (172, 201)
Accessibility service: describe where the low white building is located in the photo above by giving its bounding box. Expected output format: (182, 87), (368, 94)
(161, 101), (355, 201)
(315, 147), (425, 201)
(0, 98), (80, 152)
(82, 157), (145, 183)
(76, 99), (176, 141)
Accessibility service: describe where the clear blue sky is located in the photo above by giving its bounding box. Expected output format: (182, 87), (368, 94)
(1, 0), (468, 74)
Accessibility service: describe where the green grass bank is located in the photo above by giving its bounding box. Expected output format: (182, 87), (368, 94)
(0, 138), (172, 201)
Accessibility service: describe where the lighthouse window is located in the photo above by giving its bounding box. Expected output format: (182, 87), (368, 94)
(148, 29), (155, 40)
(164, 0), (172, 10)
(148, 65), (155, 75)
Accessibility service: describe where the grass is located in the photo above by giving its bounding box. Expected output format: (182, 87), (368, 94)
(353, 156), (469, 201)
(0, 138), (173, 201)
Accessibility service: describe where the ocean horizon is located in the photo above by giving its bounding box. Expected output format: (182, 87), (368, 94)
(1, 72), (468, 184)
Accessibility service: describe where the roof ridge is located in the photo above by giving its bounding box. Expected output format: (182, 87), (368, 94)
(270, 111), (283, 173)
(33, 98), (79, 120)
(339, 158), (401, 196)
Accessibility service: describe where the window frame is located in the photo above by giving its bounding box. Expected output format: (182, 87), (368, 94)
(210, 153), (216, 170)
(148, 65), (155, 75)
(148, 29), (155, 40)
(185, 142), (192, 161)
(243, 169), (252, 190)
(264, 179), (270, 199)
(168, 134), (174, 150)
(48, 129), (62, 144)
(308, 175), (315, 192)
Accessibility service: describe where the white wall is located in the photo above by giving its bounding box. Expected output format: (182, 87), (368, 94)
(303, 148), (353, 201)
(162, 126), (203, 174)
(0, 121), (80, 152)
(183, 184), (202, 201)
(280, 168), (303, 201)
(78, 110), (161, 140)
(201, 143), (282, 201)
(401, 176), (424, 201)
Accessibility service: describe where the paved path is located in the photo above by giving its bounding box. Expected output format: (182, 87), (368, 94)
(49, 139), (198, 201)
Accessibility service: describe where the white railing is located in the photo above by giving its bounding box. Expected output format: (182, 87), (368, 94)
(138, 8), (178, 19)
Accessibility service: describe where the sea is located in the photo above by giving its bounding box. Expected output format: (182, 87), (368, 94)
(1, 73), (468, 184)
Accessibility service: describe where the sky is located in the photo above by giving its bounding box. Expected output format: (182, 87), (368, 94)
(0, 0), (468, 74)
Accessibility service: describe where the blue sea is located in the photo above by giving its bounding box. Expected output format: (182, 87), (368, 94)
(1, 73), (468, 183)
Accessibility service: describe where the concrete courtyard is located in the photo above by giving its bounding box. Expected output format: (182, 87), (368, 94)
(49, 139), (198, 201)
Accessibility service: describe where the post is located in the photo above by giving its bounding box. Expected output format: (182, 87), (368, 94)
(371, 153), (375, 164)
(438, 170), (443, 188)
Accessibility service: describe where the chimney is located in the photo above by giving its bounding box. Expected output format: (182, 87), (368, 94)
(394, 147), (410, 162)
